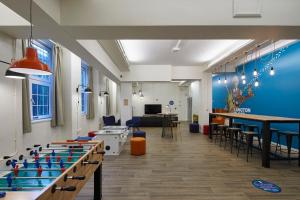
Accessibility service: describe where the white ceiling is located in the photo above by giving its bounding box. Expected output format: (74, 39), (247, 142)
(120, 40), (252, 66)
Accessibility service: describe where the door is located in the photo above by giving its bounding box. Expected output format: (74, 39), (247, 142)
(187, 97), (192, 122)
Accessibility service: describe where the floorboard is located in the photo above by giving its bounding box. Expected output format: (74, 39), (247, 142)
(76, 123), (300, 200)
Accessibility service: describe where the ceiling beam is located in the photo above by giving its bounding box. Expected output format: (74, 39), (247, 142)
(60, 0), (300, 26)
(60, 26), (300, 40)
(0, 0), (121, 83)
(98, 40), (129, 71)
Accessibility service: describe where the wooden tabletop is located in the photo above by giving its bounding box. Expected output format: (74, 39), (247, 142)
(210, 113), (300, 123)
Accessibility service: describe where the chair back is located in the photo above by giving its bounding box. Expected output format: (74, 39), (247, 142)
(103, 116), (116, 126)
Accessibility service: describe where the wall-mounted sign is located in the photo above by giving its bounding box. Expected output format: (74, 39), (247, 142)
(123, 99), (128, 106)
(234, 107), (251, 113)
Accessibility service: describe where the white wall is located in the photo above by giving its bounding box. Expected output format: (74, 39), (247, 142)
(172, 66), (205, 80)
(0, 32), (23, 158)
(189, 81), (201, 121)
(97, 73), (120, 128)
(132, 82), (189, 121)
(189, 72), (212, 127)
(0, 32), (102, 162)
(120, 83), (133, 125)
(121, 65), (172, 82)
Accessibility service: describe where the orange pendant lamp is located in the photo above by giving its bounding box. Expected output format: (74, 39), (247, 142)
(9, 0), (51, 76)
(10, 47), (51, 75)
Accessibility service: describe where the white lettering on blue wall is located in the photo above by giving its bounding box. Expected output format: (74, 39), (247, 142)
(234, 107), (251, 113)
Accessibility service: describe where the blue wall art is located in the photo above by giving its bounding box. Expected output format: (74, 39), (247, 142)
(213, 41), (300, 148)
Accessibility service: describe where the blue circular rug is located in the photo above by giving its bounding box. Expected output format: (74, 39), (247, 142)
(252, 179), (281, 193)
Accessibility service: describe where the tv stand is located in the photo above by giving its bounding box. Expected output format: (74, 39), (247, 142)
(139, 114), (178, 127)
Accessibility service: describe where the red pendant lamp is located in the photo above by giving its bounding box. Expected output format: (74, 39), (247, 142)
(9, 0), (52, 76)
(10, 47), (51, 75)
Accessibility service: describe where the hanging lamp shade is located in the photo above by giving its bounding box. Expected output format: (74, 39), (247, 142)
(5, 69), (26, 79)
(9, 47), (52, 75)
(84, 87), (93, 93)
(103, 91), (109, 96)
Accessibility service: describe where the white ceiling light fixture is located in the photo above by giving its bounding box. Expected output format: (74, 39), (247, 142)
(254, 79), (259, 87)
(241, 52), (247, 85)
(224, 63), (228, 84)
(218, 65), (222, 84)
(253, 46), (259, 77)
(270, 40), (276, 76)
(172, 40), (182, 53)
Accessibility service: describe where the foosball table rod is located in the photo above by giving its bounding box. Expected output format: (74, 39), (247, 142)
(0, 176), (57, 180)
(0, 168), (74, 172)
(0, 187), (44, 191)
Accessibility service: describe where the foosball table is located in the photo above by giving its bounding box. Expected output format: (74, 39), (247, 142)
(0, 140), (104, 199)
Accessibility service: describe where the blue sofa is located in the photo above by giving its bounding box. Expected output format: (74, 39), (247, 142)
(126, 116), (141, 130)
(103, 116), (121, 126)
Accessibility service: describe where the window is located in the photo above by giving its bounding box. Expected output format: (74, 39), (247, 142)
(81, 61), (89, 114)
(29, 40), (53, 121)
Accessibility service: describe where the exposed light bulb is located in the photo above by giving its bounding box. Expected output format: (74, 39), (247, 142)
(253, 69), (258, 76)
(270, 67), (275, 76)
(254, 79), (259, 87)
(241, 73), (246, 80)
(224, 78), (227, 84)
(218, 77), (221, 84)
(138, 90), (142, 96)
(242, 79), (246, 85)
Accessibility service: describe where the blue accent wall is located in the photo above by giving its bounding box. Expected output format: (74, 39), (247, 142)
(213, 41), (300, 148)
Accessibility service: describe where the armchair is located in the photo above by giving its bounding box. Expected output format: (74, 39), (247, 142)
(103, 116), (121, 126)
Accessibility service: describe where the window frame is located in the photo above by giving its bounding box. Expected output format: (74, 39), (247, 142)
(29, 40), (54, 121)
(81, 61), (89, 115)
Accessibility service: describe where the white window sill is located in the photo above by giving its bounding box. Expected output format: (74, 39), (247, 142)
(31, 118), (52, 124)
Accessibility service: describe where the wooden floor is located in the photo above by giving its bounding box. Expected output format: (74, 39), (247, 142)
(76, 123), (300, 200)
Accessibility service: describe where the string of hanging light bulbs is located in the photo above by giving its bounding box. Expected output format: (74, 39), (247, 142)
(216, 40), (277, 87)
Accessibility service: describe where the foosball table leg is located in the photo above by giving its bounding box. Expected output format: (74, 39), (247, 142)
(94, 163), (102, 200)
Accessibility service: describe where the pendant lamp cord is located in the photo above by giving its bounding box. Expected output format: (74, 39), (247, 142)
(243, 52), (246, 74)
(254, 47), (257, 70)
(225, 62), (227, 79)
(29, 0), (33, 47)
(272, 40), (275, 61)
(0, 60), (10, 65)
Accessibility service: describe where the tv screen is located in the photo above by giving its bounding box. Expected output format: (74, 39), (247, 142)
(145, 104), (162, 114)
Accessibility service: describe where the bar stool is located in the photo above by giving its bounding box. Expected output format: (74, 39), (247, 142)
(216, 125), (228, 145)
(244, 124), (260, 132)
(232, 122), (244, 129)
(209, 122), (219, 140)
(162, 115), (174, 138)
(237, 131), (262, 162)
(172, 121), (181, 141)
(276, 131), (299, 162)
(225, 127), (241, 153)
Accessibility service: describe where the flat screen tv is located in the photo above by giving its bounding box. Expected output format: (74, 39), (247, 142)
(145, 104), (162, 114)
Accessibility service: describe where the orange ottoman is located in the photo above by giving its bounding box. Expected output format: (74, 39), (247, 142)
(130, 137), (146, 156)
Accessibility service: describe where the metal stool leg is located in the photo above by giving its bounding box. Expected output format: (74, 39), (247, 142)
(286, 134), (293, 163)
(246, 135), (253, 162)
(230, 131), (234, 153)
(237, 133), (243, 157)
(275, 132), (281, 154)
